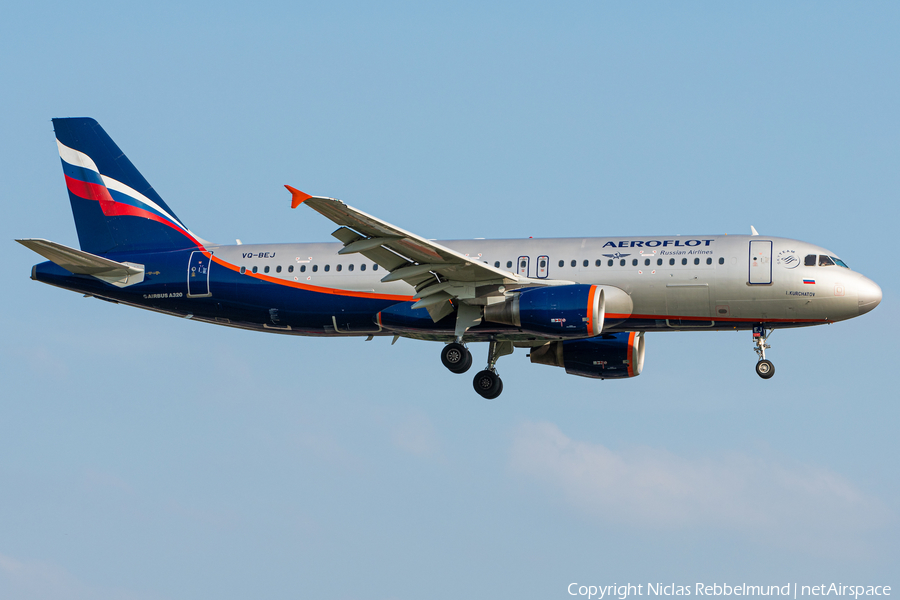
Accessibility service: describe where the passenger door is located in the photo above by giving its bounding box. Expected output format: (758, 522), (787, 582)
(748, 240), (772, 285)
(187, 251), (212, 297)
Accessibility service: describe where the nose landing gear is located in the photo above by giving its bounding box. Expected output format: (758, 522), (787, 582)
(752, 326), (775, 379)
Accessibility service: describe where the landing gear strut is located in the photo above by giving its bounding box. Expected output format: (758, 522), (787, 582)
(472, 340), (513, 399)
(752, 326), (775, 379)
(441, 341), (472, 374)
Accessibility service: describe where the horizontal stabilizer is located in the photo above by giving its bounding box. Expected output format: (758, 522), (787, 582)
(17, 238), (144, 287)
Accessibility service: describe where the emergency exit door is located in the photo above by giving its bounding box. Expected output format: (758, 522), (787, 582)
(517, 256), (530, 277)
(536, 255), (549, 278)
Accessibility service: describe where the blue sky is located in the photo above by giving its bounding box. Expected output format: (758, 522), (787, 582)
(2, 2), (898, 598)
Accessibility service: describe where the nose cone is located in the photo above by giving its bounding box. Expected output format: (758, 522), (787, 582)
(858, 277), (882, 315)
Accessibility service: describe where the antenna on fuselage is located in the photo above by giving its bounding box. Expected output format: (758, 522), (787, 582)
(750, 226), (760, 236)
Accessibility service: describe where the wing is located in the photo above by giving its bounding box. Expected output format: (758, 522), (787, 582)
(286, 186), (562, 321)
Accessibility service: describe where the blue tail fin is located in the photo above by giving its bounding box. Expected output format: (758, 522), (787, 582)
(53, 118), (203, 255)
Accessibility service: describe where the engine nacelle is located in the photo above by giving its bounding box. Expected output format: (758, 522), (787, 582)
(484, 284), (605, 337)
(530, 332), (645, 379)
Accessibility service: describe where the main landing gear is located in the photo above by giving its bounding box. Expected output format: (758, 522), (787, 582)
(441, 342), (472, 374)
(440, 339), (513, 398)
(472, 340), (514, 399)
(752, 325), (775, 379)
(473, 369), (502, 399)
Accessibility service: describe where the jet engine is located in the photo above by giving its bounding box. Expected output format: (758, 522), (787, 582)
(529, 331), (645, 379)
(483, 284), (605, 337)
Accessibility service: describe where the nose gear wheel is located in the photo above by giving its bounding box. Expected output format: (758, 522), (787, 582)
(752, 326), (775, 379)
(755, 359), (775, 379)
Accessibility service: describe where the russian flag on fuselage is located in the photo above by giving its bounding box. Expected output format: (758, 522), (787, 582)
(53, 118), (203, 255)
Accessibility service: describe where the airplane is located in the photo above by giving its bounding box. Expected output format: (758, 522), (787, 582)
(18, 118), (882, 398)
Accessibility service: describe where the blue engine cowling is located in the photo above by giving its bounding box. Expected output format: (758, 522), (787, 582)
(529, 332), (645, 379)
(483, 284), (605, 337)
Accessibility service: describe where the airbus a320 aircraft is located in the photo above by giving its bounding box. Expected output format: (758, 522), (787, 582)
(19, 118), (882, 398)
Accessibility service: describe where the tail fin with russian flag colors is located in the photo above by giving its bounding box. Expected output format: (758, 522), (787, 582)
(53, 118), (205, 255)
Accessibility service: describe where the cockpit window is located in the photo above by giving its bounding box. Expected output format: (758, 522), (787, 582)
(818, 255), (835, 267)
(831, 256), (849, 268)
(804, 254), (817, 266)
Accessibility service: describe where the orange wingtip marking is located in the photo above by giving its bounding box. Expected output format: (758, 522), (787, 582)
(285, 185), (312, 208)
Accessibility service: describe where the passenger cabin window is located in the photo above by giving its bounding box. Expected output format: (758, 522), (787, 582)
(240, 266), (246, 274)
(252, 266), (258, 273)
(288, 265), (294, 273)
(373, 264), (378, 271)
(706, 258), (712, 265)
(583, 260), (589, 267)
(300, 265), (306, 272)
(506, 261), (513, 268)
(804, 254), (817, 266)
(324, 265), (331, 272)
(718, 257), (724, 265)
(819, 255), (835, 267)
(539, 259), (546, 268)
(620, 259), (626, 266)
(657, 258), (663, 266)
(681, 258), (687, 265)
(360, 264), (366, 271)
(669, 258), (675, 266)
(608, 259), (614, 267)
(494, 261), (500, 268)
(559, 260), (565, 268)
(694, 258), (700, 265)
(644, 259), (650, 266)
(632, 259), (638, 266)
(521, 260), (528, 270)
(276, 265), (282, 273)
(571, 260), (576, 267)
(264, 266), (270, 273)
(312, 265), (318, 272)
(336, 264), (342, 272)
(348, 264), (354, 271)
(595, 259), (602, 267)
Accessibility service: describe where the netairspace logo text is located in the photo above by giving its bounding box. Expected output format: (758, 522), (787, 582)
(567, 584), (892, 600)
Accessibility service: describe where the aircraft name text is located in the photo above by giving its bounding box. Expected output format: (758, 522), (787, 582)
(603, 240), (715, 248)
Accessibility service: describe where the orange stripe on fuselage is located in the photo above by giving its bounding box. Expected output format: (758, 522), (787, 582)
(205, 258), (830, 323)
(210, 255), (414, 302)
